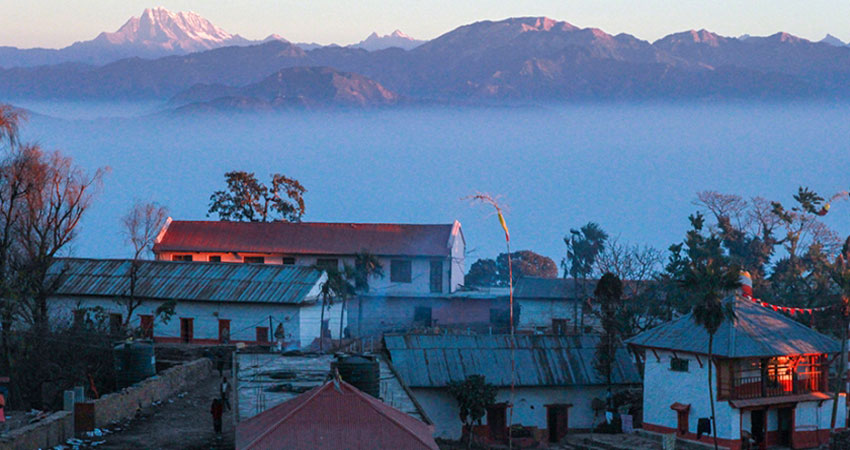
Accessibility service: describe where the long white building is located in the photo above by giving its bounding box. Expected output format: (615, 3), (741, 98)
(46, 258), (341, 348)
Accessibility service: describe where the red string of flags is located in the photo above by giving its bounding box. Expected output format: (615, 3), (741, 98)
(747, 296), (831, 315)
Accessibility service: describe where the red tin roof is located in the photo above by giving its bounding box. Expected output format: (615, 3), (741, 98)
(154, 220), (460, 257)
(235, 379), (438, 450)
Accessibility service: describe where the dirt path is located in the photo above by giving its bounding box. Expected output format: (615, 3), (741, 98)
(84, 372), (235, 450)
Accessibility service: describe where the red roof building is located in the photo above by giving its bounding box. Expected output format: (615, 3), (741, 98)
(153, 219), (466, 295)
(235, 378), (439, 450)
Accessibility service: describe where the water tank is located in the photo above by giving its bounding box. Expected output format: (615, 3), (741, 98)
(114, 340), (156, 388)
(331, 354), (380, 398)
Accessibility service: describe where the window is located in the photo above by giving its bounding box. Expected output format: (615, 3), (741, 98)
(414, 306), (432, 326)
(208, 255), (221, 262)
(256, 327), (269, 343)
(670, 357), (689, 372)
(316, 258), (338, 271)
(430, 260), (443, 293)
(282, 257), (296, 265)
(244, 256), (265, 264)
(390, 260), (412, 283)
(139, 315), (154, 339)
(73, 309), (86, 326)
(552, 318), (568, 335)
(109, 313), (123, 335)
(218, 319), (231, 343)
(180, 318), (194, 343)
(172, 254), (193, 262)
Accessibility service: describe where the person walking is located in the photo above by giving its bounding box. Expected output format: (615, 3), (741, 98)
(210, 398), (223, 436)
(220, 376), (231, 411)
(0, 391), (7, 435)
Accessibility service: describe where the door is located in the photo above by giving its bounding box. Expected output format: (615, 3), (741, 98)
(546, 404), (570, 442)
(486, 403), (507, 442)
(140, 315), (154, 339)
(180, 318), (193, 343)
(256, 327), (269, 343)
(218, 319), (230, 343)
(777, 407), (792, 446)
(751, 409), (765, 446)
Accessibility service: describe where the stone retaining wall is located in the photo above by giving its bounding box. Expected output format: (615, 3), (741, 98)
(0, 411), (73, 450)
(79, 357), (213, 431)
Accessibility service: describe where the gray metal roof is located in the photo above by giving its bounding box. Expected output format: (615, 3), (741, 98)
(626, 296), (841, 358)
(384, 334), (641, 388)
(513, 277), (580, 299)
(49, 258), (324, 305)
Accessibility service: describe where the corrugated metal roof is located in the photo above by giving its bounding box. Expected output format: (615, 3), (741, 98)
(514, 277), (580, 299)
(384, 334), (641, 388)
(153, 220), (458, 257)
(235, 379), (438, 450)
(626, 296), (841, 358)
(49, 258), (324, 305)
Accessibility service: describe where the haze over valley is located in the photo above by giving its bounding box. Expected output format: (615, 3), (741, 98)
(4, 7), (850, 262)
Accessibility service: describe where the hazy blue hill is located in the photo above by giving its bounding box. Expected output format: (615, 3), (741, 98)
(2, 17), (850, 102)
(170, 66), (400, 111)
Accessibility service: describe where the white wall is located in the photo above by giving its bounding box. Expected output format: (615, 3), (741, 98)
(156, 251), (456, 296)
(642, 349), (739, 440)
(517, 298), (580, 329)
(47, 295), (344, 348)
(413, 386), (616, 440)
(449, 226), (465, 292)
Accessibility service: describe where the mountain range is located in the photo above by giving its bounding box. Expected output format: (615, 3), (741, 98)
(351, 30), (424, 51)
(2, 11), (850, 108)
(0, 7), (423, 68)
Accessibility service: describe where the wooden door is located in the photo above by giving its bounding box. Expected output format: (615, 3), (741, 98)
(180, 318), (193, 343)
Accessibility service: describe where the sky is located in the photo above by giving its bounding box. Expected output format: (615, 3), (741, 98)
(0, 0), (847, 49)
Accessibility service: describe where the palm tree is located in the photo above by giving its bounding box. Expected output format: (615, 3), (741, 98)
(678, 213), (740, 450)
(347, 251), (383, 339)
(317, 267), (351, 352)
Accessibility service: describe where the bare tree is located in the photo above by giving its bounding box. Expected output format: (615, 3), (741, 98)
(120, 200), (168, 329)
(0, 104), (24, 148)
(14, 147), (106, 332)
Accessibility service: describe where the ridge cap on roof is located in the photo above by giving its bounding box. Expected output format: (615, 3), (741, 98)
(168, 220), (456, 227)
(337, 379), (436, 448)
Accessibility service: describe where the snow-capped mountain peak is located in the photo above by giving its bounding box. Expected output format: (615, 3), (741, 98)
(352, 30), (425, 51)
(92, 7), (248, 52)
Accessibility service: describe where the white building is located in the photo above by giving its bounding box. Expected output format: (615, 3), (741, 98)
(152, 219), (466, 296)
(628, 295), (846, 450)
(46, 258), (342, 348)
(385, 334), (641, 443)
(514, 277), (590, 333)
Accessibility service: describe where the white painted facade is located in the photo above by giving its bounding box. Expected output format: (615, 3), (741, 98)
(413, 386), (613, 440)
(155, 222), (467, 296)
(46, 294), (345, 349)
(517, 298), (581, 330)
(641, 349), (845, 446)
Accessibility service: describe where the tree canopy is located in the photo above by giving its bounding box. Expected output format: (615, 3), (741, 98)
(208, 171), (306, 222)
(465, 250), (557, 287)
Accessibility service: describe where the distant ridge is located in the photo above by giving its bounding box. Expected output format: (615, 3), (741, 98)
(2, 16), (850, 103)
(352, 30), (424, 51)
(171, 66), (400, 112)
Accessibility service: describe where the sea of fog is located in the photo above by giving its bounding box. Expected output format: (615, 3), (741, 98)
(11, 100), (850, 266)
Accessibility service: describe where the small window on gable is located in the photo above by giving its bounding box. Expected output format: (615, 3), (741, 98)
(172, 254), (193, 262)
(391, 260), (412, 283)
(282, 257), (296, 265)
(670, 357), (689, 372)
(244, 256), (265, 264)
(208, 255), (221, 262)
